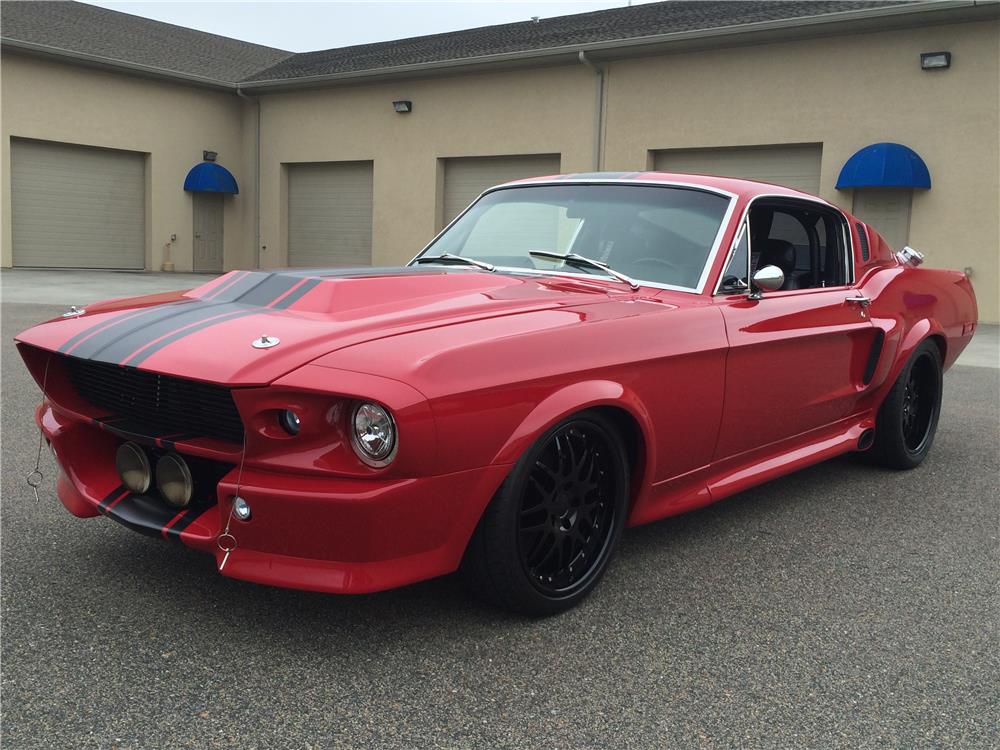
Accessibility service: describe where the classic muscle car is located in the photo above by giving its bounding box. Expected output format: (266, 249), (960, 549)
(17, 172), (978, 614)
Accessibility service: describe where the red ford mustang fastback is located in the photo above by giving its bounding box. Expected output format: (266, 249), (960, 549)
(16, 173), (978, 614)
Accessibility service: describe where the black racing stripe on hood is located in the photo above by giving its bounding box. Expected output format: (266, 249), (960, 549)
(231, 273), (305, 306)
(59, 300), (195, 355)
(271, 277), (321, 309)
(70, 273), (302, 364)
(90, 303), (249, 365)
(210, 271), (272, 302)
(122, 308), (260, 367)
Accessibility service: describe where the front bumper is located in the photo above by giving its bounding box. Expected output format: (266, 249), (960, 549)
(40, 402), (510, 594)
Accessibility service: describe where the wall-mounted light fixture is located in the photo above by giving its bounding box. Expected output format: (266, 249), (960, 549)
(920, 51), (951, 70)
(203, 150), (218, 161)
(392, 100), (413, 113)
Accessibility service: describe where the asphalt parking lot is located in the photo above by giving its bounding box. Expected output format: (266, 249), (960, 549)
(2, 271), (998, 749)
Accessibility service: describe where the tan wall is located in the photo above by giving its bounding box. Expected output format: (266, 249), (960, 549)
(603, 19), (1000, 321)
(3, 18), (997, 320)
(1, 54), (253, 272)
(257, 64), (599, 269)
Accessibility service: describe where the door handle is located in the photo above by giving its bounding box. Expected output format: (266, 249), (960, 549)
(845, 295), (871, 307)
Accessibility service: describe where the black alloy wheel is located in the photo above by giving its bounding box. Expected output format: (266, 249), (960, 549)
(462, 410), (629, 615)
(867, 339), (943, 470)
(517, 423), (619, 596)
(900, 353), (938, 454)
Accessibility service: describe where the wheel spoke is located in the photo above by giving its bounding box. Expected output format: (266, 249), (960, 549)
(517, 420), (621, 594)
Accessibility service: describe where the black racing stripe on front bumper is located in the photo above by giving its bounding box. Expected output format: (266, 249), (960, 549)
(104, 492), (210, 543)
(97, 484), (128, 512)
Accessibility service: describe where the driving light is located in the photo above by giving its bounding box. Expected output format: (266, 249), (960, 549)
(233, 496), (251, 521)
(279, 409), (301, 435)
(116, 442), (151, 494)
(351, 402), (397, 466)
(156, 453), (193, 508)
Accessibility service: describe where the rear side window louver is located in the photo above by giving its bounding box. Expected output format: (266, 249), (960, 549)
(857, 223), (870, 261)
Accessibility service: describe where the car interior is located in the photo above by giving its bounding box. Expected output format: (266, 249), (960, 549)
(720, 200), (851, 292)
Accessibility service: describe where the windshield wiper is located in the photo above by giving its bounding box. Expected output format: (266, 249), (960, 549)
(414, 253), (495, 272)
(529, 251), (639, 290)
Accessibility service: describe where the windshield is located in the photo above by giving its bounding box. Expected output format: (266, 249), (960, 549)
(415, 184), (732, 290)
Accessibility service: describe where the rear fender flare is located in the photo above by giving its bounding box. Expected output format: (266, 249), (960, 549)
(879, 317), (944, 388)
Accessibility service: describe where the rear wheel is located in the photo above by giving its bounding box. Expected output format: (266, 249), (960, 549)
(867, 340), (943, 470)
(462, 411), (629, 616)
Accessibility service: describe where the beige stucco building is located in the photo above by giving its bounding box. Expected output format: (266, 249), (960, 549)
(2, 1), (999, 319)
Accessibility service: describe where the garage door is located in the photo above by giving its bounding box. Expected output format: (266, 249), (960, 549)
(653, 144), (822, 194)
(11, 138), (145, 269)
(287, 161), (373, 267)
(442, 154), (561, 227)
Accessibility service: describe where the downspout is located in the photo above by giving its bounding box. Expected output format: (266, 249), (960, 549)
(578, 51), (606, 171)
(236, 85), (261, 269)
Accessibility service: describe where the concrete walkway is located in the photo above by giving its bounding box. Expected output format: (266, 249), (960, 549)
(1, 268), (214, 305)
(2, 268), (996, 368)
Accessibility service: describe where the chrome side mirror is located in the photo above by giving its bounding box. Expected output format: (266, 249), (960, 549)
(748, 265), (784, 300)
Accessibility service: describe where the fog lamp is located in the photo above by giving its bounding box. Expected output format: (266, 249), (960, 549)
(156, 453), (193, 508)
(116, 442), (151, 494)
(233, 496), (251, 521)
(279, 409), (301, 435)
(350, 402), (397, 466)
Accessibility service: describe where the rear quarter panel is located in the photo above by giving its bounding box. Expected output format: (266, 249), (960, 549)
(862, 261), (977, 393)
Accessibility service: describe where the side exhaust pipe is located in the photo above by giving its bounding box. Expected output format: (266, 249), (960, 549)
(857, 429), (876, 451)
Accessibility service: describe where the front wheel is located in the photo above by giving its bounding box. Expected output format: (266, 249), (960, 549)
(461, 411), (629, 616)
(867, 339), (943, 470)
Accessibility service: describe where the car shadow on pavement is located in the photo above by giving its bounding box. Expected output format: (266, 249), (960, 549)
(75, 453), (869, 641)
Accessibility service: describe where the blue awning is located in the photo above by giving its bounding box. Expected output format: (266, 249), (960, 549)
(836, 142), (930, 190)
(183, 162), (239, 194)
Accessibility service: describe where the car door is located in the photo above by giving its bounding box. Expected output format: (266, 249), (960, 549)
(713, 200), (876, 460)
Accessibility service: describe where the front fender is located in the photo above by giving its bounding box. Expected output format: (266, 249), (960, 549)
(490, 379), (656, 475)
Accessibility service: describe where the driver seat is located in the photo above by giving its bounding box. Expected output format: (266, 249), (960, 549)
(756, 240), (806, 290)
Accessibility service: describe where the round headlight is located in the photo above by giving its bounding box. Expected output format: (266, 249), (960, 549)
(115, 442), (151, 495)
(279, 409), (301, 435)
(350, 402), (397, 466)
(156, 453), (193, 508)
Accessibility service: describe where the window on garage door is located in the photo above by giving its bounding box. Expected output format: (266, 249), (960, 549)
(287, 160), (373, 267)
(441, 154), (561, 229)
(11, 138), (145, 269)
(652, 144), (822, 195)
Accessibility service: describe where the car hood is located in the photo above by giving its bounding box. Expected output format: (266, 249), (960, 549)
(16, 267), (634, 386)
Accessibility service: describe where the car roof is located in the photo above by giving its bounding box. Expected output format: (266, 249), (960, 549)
(496, 171), (824, 203)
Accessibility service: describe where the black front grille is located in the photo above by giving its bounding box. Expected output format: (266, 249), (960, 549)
(65, 356), (244, 444)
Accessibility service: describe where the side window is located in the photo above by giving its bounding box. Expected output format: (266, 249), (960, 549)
(719, 223), (750, 291)
(749, 202), (850, 290)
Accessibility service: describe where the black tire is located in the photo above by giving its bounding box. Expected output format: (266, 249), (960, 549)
(867, 339), (943, 470)
(461, 410), (629, 616)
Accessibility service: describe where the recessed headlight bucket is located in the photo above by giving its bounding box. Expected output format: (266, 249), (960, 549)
(278, 409), (301, 435)
(156, 453), (193, 508)
(115, 442), (151, 494)
(350, 402), (397, 467)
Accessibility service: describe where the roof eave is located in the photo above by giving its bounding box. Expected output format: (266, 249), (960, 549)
(238, 0), (996, 92)
(0, 38), (238, 91)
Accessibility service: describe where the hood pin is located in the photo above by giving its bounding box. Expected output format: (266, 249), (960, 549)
(252, 335), (280, 349)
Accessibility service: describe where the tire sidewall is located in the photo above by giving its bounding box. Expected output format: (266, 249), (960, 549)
(880, 340), (943, 468)
(496, 410), (630, 613)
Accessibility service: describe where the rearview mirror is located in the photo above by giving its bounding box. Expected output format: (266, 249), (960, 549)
(748, 265), (784, 299)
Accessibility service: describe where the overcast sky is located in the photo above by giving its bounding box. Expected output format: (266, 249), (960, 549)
(81, 1), (661, 52)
